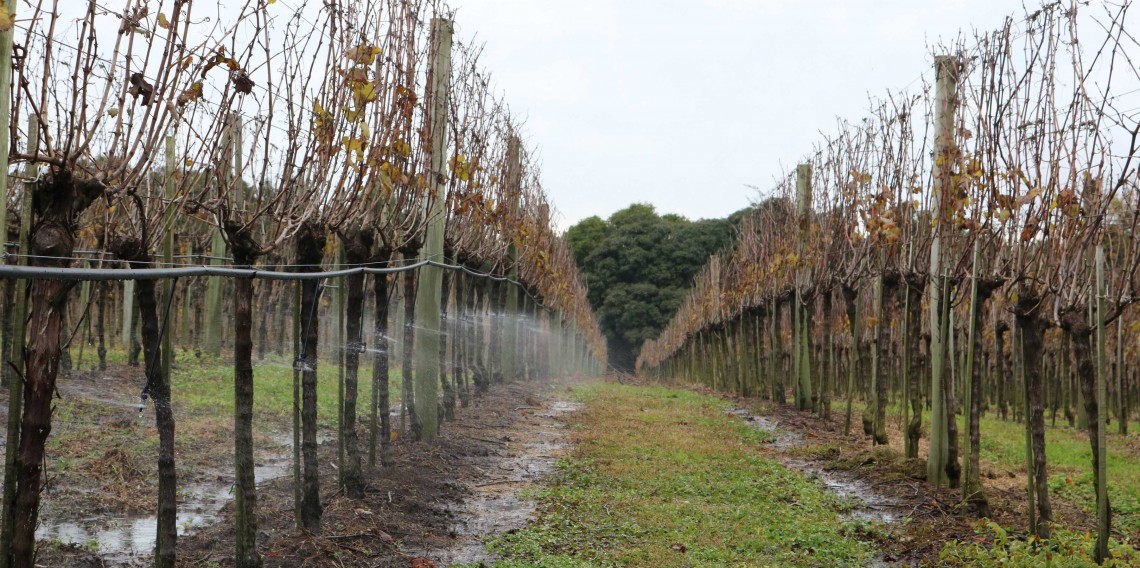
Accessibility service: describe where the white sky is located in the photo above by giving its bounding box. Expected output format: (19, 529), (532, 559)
(450, 0), (1023, 230)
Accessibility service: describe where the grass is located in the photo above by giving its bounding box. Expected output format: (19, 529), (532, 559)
(832, 398), (1140, 565)
(174, 359), (401, 428)
(972, 412), (1140, 536)
(64, 346), (404, 428)
(41, 347), (406, 513)
(939, 520), (1140, 567)
(842, 398), (1140, 537)
(468, 382), (874, 567)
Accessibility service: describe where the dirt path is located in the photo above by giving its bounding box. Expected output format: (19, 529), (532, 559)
(33, 373), (584, 567)
(410, 397), (581, 565)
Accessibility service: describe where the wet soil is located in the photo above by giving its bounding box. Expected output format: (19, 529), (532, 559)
(707, 387), (1099, 566)
(29, 366), (582, 568)
(726, 407), (908, 525)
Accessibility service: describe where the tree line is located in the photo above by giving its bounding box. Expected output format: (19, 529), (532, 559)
(566, 203), (747, 370)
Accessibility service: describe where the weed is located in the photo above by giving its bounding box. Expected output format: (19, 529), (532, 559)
(941, 520), (1140, 566)
(476, 383), (873, 567)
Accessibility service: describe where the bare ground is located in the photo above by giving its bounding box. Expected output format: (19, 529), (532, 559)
(12, 363), (581, 568)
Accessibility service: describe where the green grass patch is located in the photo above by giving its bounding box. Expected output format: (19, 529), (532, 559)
(65, 347), (403, 429)
(940, 520), (1140, 567)
(44, 353), (404, 497)
(172, 360), (400, 428)
(972, 413), (1140, 536)
(471, 382), (874, 567)
(847, 399), (1140, 536)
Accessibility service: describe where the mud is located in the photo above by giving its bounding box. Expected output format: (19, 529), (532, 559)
(20, 360), (585, 568)
(417, 399), (581, 565)
(727, 407), (906, 524)
(37, 432), (298, 562)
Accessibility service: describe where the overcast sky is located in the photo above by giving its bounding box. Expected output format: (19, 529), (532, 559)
(449, 1), (1021, 230)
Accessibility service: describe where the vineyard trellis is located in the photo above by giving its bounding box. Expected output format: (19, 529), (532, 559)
(0, 0), (607, 566)
(639, 1), (1140, 563)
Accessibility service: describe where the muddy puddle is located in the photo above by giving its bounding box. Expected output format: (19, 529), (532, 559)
(35, 432), (328, 564)
(728, 408), (906, 525)
(424, 399), (581, 566)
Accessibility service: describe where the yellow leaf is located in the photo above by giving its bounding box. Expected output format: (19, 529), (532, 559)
(351, 81), (379, 107)
(343, 106), (364, 122)
(0, 4), (12, 32)
(378, 165), (394, 194)
(312, 100), (333, 136)
(157, 13), (170, 29)
(345, 44), (382, 65)
(342, 135), (366, 162)
(1017, 186), (1043, 206)
(176, 82), (203, 106)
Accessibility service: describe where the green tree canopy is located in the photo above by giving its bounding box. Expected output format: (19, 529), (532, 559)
(566, 203), (748, 370)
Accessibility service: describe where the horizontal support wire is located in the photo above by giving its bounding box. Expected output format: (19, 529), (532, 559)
(0, 260), (547, 308)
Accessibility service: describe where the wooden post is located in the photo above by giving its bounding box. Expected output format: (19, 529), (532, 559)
(870, 275), (884, 444)
(770, 297), (783, 403)
(412, 17), (453, 439)
(927, 55), (958, 486)
(0, 0), (12, 278)
(292, 280), (302, 525)
(336, 244), (346, 488)
(202, 227), (225, 356)
(204, 116), (236, 356)
(122, 281), (136, 349)
(1117, 316), (1126, 435)
(0, 0), (15, 405)
(549, 311), (563, 377)
(503, 136), (522, 381)
(161, 131), (177, 388)
(843, 289), (860, 436)
(1018, 322), (1035, 532)
(795, 164), (813, 411)
(902, 283), (912, 450)
(963, 239), (986, 512)
(76, 280), (90, 369)
(1095, 245), (1110, 563)
(792, 297), (800, 400)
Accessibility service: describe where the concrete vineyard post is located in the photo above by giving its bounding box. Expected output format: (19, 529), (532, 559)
(927, 54), (958, 487)
(0, 113), (37, 568)
(503, 137), (522, 381)
(413, 17), (454, 439)
(204, 117), (236, 357)
(795, 164), (813, 411)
